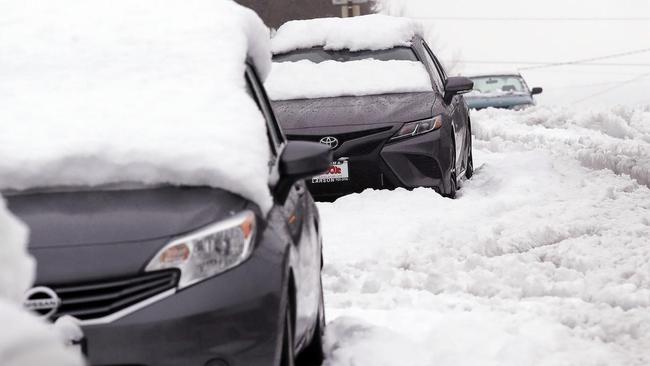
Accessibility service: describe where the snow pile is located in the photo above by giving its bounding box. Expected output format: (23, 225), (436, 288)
(0, 197), (32, 303)
(0, 0), (274, 212)
(472, 105), (650, 187)
(0, 197), (83, 366)
(266, 60), (432, 100)
(271, 15), (423, 55)
(319, 105), (650, 365)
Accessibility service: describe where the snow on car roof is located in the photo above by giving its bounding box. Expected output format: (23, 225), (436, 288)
(266, 59), (433, 100)
(271, 14), (423, 55)
(0, 0), (275, 212)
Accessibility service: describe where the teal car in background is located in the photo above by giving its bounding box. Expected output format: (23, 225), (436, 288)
(465, 73), (543, 110)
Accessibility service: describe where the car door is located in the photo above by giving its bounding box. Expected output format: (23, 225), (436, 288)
(421, 40), (468, 173)
(245, 66), (321, 344)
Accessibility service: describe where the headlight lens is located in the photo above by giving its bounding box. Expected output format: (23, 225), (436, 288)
(146, 211), (256, 289)
(390, 116), (443, 141)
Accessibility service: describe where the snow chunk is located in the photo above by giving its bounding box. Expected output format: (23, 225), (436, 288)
(0, 196), (33, 304)
(266, 60), (432, 100)
(0, 299), (84, 366)
(0, 0), (274, 212)
(271, 15), (423, 55)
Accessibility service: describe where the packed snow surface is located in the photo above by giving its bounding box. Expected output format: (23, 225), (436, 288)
(271, 14), (423, 55)
(319, 105), (650, 365)
(0, 0), (274, 212)
(266, 60), (432, 100)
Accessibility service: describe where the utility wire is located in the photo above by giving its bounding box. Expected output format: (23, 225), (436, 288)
(519, 48), (650, 70)
(573, 72), (650, 103)
(413, 16), (650, 21)
(447, 60), (650, 67)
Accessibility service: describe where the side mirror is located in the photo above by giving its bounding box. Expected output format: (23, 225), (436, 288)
(275, 141), (332, 202)
(531, 87), (543, 95)
(444, 76), (474, 104)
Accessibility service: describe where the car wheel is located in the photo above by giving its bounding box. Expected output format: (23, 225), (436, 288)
(297, 281), (325, 366)
(465, 131), (474, 179)
(280, 302), (296, 366)
(444, 137), (457, 199)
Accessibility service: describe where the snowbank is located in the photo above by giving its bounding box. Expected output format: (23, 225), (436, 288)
(271, 15), (423, 55)
(0, 197), (33, 303)
(0, 299), (85, 366)
(266, 60), (432, 100)
(0, 0), (274, 212)
(0, 196), (83, 365)
(319, 105), (650, 365)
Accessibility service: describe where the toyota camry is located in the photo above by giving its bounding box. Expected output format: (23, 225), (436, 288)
(266, 15), (475, 200)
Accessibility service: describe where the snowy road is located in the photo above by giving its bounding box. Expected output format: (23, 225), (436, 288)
(318, 106), (650, 366)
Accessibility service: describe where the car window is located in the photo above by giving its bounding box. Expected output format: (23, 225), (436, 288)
(470, 76), (529, 94)
(245, 65), (285, 157)
(418, 41), (444, 92)
(273, 46), (418, 63)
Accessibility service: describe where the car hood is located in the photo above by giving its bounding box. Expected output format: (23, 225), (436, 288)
(272, 92), (436, 131)
(465, 94), (534, 110)
(6, 186), (248, 248)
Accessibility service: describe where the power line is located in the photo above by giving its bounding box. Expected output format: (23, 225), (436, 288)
(573, 72), (650, 103)
(519, 48), (650, 70)
(413, 16), (650, 21)
(448, 60), (650, 67)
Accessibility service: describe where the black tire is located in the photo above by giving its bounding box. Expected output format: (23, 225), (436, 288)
(297, 263), (326, 366)
(465, 130), (474, 179)
(280, 303), (296, 366)
(444, 136), (457, 199)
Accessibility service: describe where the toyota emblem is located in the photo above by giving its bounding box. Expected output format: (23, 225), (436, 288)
(319, 136), (339, 149)
(23, 286), (61, 318)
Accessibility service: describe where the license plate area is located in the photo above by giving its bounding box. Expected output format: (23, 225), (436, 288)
(311, 158), (349, 183)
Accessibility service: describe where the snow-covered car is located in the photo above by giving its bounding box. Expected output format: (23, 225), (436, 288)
(465, 73), (543, 110)
(1, 2), (331, 366)
(267, 15), (475, 200)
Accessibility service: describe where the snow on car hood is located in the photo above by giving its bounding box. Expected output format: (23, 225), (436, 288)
(271, 14), (423, 54)
(0, 0), (274, 213)
(266, 59), (433, 100)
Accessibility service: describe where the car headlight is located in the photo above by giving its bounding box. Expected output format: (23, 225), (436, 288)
(145, 211), (256, 289)
(390, 116), (443, 141)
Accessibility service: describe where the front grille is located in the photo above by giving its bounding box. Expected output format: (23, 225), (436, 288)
(286, 126), (393, 148)
(45, 270), (179, 321)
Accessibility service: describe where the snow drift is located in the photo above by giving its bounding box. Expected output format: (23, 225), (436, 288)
(0, 196), (84, 366)
(266, 59), (433, 100)
(0, 0), (274, 212)
(271, 14), (423, 55)
(319, 105), (650, 366)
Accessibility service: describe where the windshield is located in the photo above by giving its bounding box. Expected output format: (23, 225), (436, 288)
(470, 75), (529, 95)
(273, 46), (419, 63)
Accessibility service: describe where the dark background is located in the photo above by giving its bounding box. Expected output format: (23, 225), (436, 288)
(236, 0), (374, 28)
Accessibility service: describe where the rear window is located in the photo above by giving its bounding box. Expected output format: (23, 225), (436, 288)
(273, 46), (419, 63)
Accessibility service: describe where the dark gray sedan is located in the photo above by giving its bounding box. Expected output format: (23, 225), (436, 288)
(9, 65), (332, 366)
(272, 36), (475, 200)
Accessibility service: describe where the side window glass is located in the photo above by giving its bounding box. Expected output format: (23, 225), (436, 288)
(419, 41), (444, 92)
(245, 66), (284, 157)
(423, 41), (448, 83)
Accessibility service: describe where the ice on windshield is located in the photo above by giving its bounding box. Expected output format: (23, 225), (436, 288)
(468, 76), (530, 96)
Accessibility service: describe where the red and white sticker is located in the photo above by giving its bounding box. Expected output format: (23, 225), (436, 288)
(311, 159), (349, 183)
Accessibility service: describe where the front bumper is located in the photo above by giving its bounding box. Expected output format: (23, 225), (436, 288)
(82, 242), (285, 366)
(289, 126), (451, 200)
